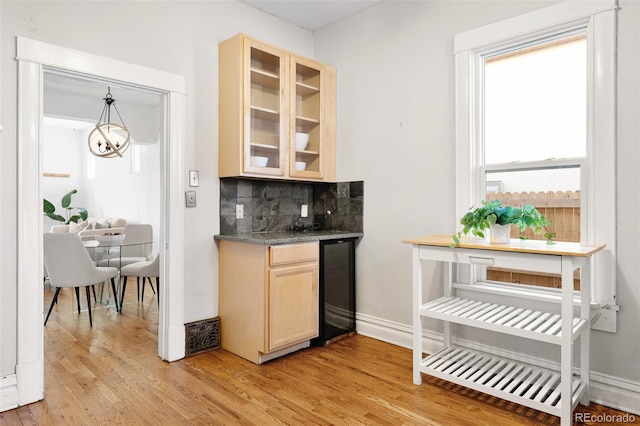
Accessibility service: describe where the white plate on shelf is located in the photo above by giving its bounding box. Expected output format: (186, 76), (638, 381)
(95, 234), (126, 244)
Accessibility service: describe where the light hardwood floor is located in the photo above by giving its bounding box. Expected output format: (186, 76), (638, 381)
(0, 283), (636, 425)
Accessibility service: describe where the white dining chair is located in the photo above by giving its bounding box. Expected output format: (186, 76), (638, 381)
(119, 254), (160, 311)
(97, 224), (153, 268)
(43, 233), (119, 326)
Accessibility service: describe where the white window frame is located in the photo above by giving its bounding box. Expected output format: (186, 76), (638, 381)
(454, 1), (618, 327)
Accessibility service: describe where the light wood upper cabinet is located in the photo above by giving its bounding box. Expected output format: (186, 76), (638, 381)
(219, 33), (336, 182)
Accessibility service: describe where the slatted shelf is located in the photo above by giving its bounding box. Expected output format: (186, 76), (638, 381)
(420, 297), (586, 345)
(421, 346), (586, 417)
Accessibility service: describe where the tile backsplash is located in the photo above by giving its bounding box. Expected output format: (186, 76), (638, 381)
(220, 178), (363, 234)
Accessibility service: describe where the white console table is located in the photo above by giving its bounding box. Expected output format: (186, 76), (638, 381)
(404, 235), (605, 426)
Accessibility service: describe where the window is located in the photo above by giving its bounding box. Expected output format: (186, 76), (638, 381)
(482, 32), (587, 289)
(485, 34), (586, 164)
(454, 1), (617, 321)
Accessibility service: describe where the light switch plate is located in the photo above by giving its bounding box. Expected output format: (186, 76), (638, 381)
(189, 170), (199, 187)
(185, 191), (197, 207)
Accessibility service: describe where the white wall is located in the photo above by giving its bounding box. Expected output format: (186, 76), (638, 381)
(314, 0), (640, 402)
(1, 1), (313, 377)
(606, 0), (640, 388)
(42, 125), (89, 231)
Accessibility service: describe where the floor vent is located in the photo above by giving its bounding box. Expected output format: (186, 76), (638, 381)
(185, 317), (220, 357)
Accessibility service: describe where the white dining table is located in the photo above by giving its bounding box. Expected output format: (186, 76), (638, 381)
(84, 239), (153, 312)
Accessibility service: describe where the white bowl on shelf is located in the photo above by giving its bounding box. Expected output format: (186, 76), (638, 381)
(250, 156), (268, 167)
(95, 234), (126, 244)
(295, 161), (306, 171)
(295, 133), (309, 151)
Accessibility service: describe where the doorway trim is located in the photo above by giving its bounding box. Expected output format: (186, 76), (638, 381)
(15, 36), (186, 406)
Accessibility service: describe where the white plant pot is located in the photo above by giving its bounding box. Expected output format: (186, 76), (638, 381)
(490, 223), (511, 244)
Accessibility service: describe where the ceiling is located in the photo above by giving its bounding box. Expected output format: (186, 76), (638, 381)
(242, 0), (382, 31)
(44, 72), (161, 108)
(43, 73), (162, 142)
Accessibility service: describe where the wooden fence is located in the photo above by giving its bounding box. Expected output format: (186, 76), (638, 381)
(486, 190), (581, 289)
(486, 190), (580, 242)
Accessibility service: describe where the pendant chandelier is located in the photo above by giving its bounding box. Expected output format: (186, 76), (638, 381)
(88, 87), (130, 158)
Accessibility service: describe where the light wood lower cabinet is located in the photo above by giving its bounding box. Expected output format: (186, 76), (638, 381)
(268, 263), (318, 351)
(218, 240), (319, 364)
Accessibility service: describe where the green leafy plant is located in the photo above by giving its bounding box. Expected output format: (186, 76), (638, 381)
(43, 189), (88, 225)
(452, 199), (552, 245)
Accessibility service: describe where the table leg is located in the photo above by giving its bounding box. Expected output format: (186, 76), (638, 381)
(443, 261), (452, 348)
(560, 256), (574, 426)
(413, 245), (422, 385)
(110, 277), (120, 312)
(580, 257), (592, 406)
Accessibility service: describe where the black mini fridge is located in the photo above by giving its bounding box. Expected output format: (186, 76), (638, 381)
(312, 238), (357, 346)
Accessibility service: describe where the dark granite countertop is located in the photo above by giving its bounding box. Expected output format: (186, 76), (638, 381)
(214, 230), (363, 245)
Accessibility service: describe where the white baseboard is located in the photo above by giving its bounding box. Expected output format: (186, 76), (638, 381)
(356, 312), (640, 416)
(355, 311), (443, 355)
(16, 358), (43, 407)
(0, 375), (18, 412)
(589, 371), (640, 416)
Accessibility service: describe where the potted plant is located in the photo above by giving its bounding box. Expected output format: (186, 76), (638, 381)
(43, 189), (88, 225)
(452, 199), (551, 245)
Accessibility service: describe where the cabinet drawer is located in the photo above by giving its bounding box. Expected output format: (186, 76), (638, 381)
(420, 245), (564, 275)
(270, 241), (318, 266)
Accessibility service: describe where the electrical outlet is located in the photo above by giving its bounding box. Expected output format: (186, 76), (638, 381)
(185, 191), (197, 208)
(301, 204), (308, 218)
(236, 204), (244, 219)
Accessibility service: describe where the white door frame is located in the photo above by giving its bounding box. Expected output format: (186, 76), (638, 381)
(14, 37), (186, 407)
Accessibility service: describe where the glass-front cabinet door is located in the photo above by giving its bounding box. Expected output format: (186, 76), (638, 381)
(290, 57), (322, 178)
(244, 39), (286, 176)
(289, 56), (336, 181)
